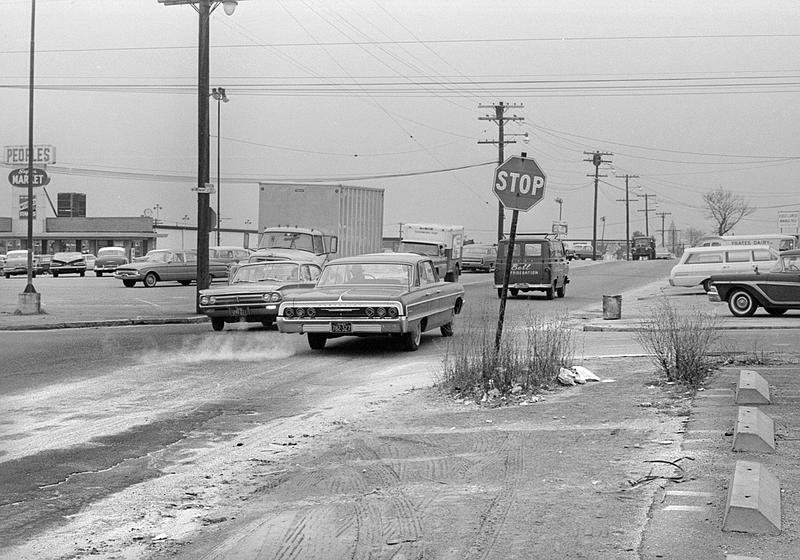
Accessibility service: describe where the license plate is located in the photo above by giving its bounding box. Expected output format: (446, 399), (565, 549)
(231, 307), (249, 317)
(331, 322), (352, 333)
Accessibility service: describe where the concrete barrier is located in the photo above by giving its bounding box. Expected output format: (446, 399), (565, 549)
(735, 370), (771, 405)
(722, 461), (781, 535)
(732, 407), (775, 453)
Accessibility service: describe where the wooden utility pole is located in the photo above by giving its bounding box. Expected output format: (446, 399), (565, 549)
(615, 174), (638, 260)
(637, 193), (657, 237)
(479, 102), (525, 242)
(584, 151), (613, 260)
(656, 211), (672, 247)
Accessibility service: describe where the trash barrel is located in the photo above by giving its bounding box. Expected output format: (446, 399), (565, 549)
(602, 295), (622, 320)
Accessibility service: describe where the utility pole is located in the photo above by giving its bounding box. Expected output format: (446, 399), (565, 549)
(479, 102), (525, 242)
(584, 150), (613, 260)
(637, 192), (657, 237)
(656, 211), (672, 247)
(555, 196), (563, 221)
(615, 174), (638, 261)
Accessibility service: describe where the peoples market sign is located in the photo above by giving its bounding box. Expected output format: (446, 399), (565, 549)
(4, 144), (56, 165)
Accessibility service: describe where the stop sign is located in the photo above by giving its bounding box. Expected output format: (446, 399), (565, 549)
(492, 155), (546, 212)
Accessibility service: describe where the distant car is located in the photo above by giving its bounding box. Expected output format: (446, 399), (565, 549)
(114, 249), (228, 288)
(83, 253), (96, 271)
(50, 252), (87, 277)
(493, 234), (569, 299)
(37, 254), (51, 274)
(94, 247), (129, 276)
(655, 246), (675, 260)
(461, 244), (497, 272)
(277, 252), (465, 351)
(3, 250), (43, 278)
(210, 245), (253, 277)
(199, 260), (322, 331)
(562, 242), (576, 261)
(708, 249), (800, 317)
(571, 242), (594, 260)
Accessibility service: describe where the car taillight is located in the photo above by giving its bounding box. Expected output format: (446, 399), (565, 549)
(284, 308), (294, 318)
(388, 307), (399, 318)
(365, 307), (375, 318)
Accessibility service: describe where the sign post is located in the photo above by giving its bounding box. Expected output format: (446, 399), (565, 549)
(492, 153), (546, 354)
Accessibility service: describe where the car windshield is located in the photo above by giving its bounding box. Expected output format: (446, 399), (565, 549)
(260, 232), (315, 252)
(143, 250), (172, 263)
(98, 248), (125, 257)
(318, 263), (412, 288)
(400, 242), (439, 256)
(463, 246), (492, 256)
(232, 263), (299, 284)
(776, 254), (800, 272)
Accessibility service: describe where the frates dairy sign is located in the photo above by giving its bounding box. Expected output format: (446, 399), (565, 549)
(4, 144), (56, 165)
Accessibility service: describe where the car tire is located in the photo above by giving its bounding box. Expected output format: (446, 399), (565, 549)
(178, 280), (192, 286)
(80, 271), (85, 277)
(401, 322), (422, 351)
(545, 284), (555, 300)
(556, 282), (566, 298)
(728, 289), (758, 317)
(143, 272), (158, 288)
(701, 279), (712, 293)
(440, 322), (454, 337)
(211, 318), (225, 331)
(96, 272), (102, 277)
(52, 272), (58, 278)
(122, 279), (136, 288)
(765, 307), (788, 316)
(510, 288), (519, 297)
(308, 333), (327, 350)
(261, 320), (273, 328)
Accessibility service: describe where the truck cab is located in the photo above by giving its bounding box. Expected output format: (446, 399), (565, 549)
(399, 223), (464, 282)
(632, 236), (656, 260)
(251, 226), (338, 267)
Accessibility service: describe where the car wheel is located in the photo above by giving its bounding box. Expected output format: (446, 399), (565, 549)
(96, 272), (102, 277)
(308, 333), (327, 350)
(440, 322), (454, 337)
(261, 320), (273, 328)
(545, 284), (555, 300)
(4, 274), (9, 279)
(122, 279), (136, 288)
(178, 280), (191, 286)
(143, 272), (158, 288)
(728, 289), (758, 317)
(556, 282), (566, 298)
(211, 318), (225, 331)
(510, 288), (519, 297)
(52, 272), (58, 278)
(701, 279), (712, 293)
(401, 322), (422, 351)
(765, 307), (788, 316)
(80, 271), (85, 277)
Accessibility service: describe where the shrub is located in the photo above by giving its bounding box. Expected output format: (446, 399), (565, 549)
(634, 296), (719, 387)
(439, 306), (573, 398)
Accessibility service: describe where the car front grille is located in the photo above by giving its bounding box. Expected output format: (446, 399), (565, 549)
(210, 294), (266, 305)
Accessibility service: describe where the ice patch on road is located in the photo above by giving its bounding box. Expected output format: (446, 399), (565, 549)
(138, 333), (295, 364)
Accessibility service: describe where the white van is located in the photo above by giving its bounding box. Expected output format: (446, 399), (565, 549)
(669, 246), (778, 292)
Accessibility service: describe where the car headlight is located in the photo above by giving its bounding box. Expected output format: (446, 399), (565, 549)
(200, 296), (210, 305)
(270, 292), (282, 302)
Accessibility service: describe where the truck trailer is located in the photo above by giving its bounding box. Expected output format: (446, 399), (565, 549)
(255, 183), (384, 266)
(399, 223), (464, 282)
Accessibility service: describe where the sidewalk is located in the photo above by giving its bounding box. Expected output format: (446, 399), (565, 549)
(583, 280), (800, 332)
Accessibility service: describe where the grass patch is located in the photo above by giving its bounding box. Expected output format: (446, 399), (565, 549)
(634, 296), (719, 388)
(438, 305), (574, 399)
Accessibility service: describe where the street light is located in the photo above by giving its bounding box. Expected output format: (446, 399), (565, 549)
(157, 0), (239, 313)
(181, 213), (190, 249)
(554, 197), (563, 221)
(211, 86), (229, 245)
(153, 203), (163, 226)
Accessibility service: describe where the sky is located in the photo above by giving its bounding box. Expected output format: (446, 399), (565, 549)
(1, 0), (799, 247)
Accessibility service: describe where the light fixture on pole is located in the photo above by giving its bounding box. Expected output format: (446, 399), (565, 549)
(554, 197), (563, 221)
(181, 213), (190, 249)
(157, 0), (240, 313)
(211, 86), (229, 245)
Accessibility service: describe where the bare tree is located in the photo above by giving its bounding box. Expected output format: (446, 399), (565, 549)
(702, 187), (755, 235)
(684, 227), (706, 247)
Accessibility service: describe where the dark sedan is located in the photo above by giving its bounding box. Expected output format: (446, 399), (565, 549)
(708, 249), (800, 317)
(199, 260), (321, 331)
(277, 252), (465, 351)
(50, 252), (87, 277)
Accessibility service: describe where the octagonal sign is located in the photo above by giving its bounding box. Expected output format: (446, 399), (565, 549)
(493, 155), (546, 212)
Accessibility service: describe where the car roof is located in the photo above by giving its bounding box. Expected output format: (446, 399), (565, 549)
(328, 252), (429, 265)
(683, 245), (774, 253)
(780, 249), (800, 257)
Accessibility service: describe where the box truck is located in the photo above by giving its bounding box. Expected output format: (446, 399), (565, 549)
(254, 183), (384, 267)
(399, 223), (464, 282)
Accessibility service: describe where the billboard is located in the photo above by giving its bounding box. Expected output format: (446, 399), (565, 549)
(778, 211), (799, 235)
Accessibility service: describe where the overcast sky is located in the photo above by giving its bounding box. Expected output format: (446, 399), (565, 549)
(1, 0), (798, 245)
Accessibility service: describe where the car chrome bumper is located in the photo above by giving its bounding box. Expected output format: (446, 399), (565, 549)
(707, 287), (721, 302)
(277, 317), (408, 335)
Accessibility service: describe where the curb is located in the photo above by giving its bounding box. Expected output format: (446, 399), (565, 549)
(0, 316), (209, 331)
(583, 322), (800, 332)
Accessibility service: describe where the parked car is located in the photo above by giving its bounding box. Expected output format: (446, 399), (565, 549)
(114, 249), (228, 288)
(3, 250), (42, 278)
(655, 246), (676, 260)
(94, 246), (129, 276)
(50, 252), (87, 277)
(562, 242), (576, 261)
(461, 244), (497, 272)
(493, 234), (569, 299)
(571, 242), (594, 260)
(669, 246), (778, 293)
(37, 254), (51, 274)
(199, 260), (322, 331)
(708, 249), (800, 317)
(277, 252), (465, 351)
